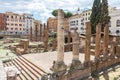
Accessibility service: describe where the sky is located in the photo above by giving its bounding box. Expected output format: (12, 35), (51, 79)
(0, 0), (120, 23)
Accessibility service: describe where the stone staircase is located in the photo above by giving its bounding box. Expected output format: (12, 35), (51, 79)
(4, 56), (47, 80)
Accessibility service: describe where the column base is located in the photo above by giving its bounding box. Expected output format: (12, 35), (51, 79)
(70, 60), (82, 70)
(51, 61), (67, 72)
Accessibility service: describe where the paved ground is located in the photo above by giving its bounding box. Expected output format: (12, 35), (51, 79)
(23, 51), (120, 80)
(23, 51), (95, 73)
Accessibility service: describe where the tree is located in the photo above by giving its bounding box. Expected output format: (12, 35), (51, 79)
(64, 12), (72, 18)
(52, 10), (72, 18)
(90, 0), (101, 34)
(90, 0), (110, 34)
(101, 0), (110, 31)
(52, 10), (58, 17)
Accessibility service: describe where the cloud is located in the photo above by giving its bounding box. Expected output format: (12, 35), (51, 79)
(0, 0), (120, 22)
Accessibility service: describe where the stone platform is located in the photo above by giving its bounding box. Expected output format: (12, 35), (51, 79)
(23, 51), (95, 73)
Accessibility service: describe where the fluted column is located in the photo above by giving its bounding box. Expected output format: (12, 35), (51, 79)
(95, 23), (101, 60)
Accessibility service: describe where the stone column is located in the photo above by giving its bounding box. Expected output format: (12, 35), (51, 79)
(30, 27), (32, 41)
(57, 9), (64, 62)
(72, 29), (79, 60)
(35, 25), (38, 41)
(85, 22), (91, 66)
(67, 31), (71, 51)
(51, 9), (67, 72)
(95, 23), (101, 61)
(40, 24), (42, 41)
(110, 37), (116, 58)
(70, 29), (81, 69)
(23, 40), (29, 53)
(103, 24), (109, 60)
(43, 23), (46, 41)
(44, 23), (49, 52)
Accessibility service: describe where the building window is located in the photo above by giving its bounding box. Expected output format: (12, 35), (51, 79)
(15, 28), (18, 30)
(15, 16), (17, 19)
(116, 20), (120, 27)
(7, 16), (9, 18)
(88, 17), (90, 20)
(30, 20), (32, 22)
(15, 24), (18, 26)
(11, 16), (13, 18)
(88, 13), (90, 15)
(20, 28), (21, 30)
(11, 23), (14, 26)
(7, 23), (9, 25)
(15, 32), (17, 34)
(19, 24), (22, 26)
(116, 30), (120, 35)
(11, 28), (13, 30)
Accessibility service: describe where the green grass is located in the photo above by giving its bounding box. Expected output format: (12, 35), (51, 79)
(0, 49), (17, 61)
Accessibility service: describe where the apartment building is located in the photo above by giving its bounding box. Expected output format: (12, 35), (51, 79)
(0, 13), (6, 31)
(5, 12), (25, 35)
(69, 9), (91, 34)
(47, 17), (57, 32)
(23, 13), (34, 35)
(69, 7), (120, 35)
(69, 13), (83, 33)
(109, 9), (120, 35)
(47, 17), (69, 33)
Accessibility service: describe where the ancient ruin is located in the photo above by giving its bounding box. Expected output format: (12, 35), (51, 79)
(48, 9), (120, 80)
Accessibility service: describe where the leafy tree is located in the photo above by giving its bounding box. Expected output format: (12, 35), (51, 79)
(52, 10), (72, 18)
(101, 0), (110, 31)
(64, 12), (72, 18)
(90, 0), (101, 34)
(52, 10), (58, 17)
(90, 0), (110, 34)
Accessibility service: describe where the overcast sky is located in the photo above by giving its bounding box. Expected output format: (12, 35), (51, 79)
(0, 0), (120, 22)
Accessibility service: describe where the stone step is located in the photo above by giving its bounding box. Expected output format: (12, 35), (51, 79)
(11, 60), (27, 80)
(16, 57), (39, 80)
(19, 56), (46, 75)
(21, 56), (47, 74)
(13, 58), (33, 80)
(19, 56), (43, 77)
